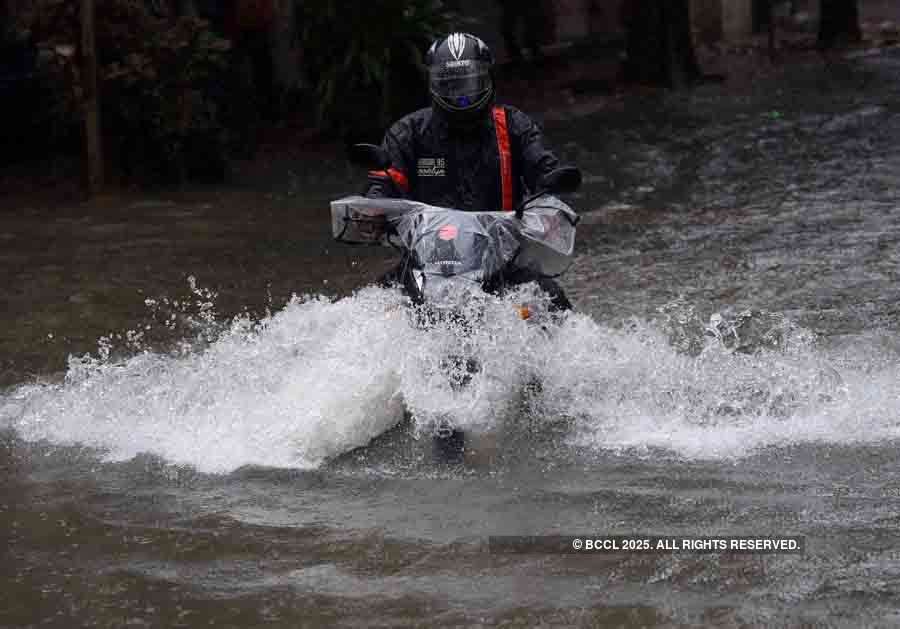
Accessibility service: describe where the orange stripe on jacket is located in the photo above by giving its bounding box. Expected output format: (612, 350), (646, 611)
(492, 106), (513, 212)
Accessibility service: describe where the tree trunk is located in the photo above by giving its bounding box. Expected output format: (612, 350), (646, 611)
(818, 0), (861, 49)
(622, 0), (702, 88)
(753, 0), (771, 33)
(81, 0), (103, 195)
(178, 0), (197, 17)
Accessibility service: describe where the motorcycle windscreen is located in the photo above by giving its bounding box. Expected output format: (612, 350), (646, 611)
(511, 195), (578, 277)
(401, 210), (515, 280)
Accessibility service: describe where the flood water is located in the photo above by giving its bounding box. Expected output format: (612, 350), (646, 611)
(4, 50), (900, 627)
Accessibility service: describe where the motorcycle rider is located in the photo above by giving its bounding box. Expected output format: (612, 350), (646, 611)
(366, 32), (573, 311)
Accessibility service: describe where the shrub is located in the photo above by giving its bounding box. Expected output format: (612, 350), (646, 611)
(16, 0), (232, 183)
(298, 0), (453, 140)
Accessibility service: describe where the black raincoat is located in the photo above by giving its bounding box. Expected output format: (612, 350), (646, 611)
(367, 104), (572, 311)
(365, 105), (560, 212)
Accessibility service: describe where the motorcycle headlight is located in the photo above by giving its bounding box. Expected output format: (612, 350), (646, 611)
(421, 274), (473, 310)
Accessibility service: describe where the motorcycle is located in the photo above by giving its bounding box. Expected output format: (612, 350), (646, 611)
(331, 143), (581, 461)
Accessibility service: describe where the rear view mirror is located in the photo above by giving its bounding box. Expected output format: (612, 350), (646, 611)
(539, 167), (582, 194)
(348, 143), (391, 170)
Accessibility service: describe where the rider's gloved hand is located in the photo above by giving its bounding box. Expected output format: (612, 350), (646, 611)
(365, 168), (408, 199)
(365, 177), (389, 198)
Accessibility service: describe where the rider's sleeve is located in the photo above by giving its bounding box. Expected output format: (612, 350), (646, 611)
(508, 107), (561, 194)
(365, 118), (414, 199)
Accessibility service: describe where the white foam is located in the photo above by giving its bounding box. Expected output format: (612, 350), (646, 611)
(4, 286), (900, 472)
(536, 315), (900, 458)
(8, 290), (409, 471)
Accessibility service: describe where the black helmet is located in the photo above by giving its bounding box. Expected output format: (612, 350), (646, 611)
(426, 33), (495, 123)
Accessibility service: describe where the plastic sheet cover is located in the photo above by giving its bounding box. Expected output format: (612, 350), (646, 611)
(330, 195), (577, 278)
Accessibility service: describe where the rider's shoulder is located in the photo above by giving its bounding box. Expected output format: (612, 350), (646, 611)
(498, 104), (542, 129)
(389, 108), (433, 133)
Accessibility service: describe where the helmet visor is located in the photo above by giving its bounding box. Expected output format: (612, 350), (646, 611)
(429, 60), (492, 109)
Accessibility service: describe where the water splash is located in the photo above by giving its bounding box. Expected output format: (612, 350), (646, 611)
(3, 286), (900, 472)
(536, 306), (900, 459)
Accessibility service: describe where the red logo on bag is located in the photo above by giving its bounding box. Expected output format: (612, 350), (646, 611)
(438, 225), (458, 240)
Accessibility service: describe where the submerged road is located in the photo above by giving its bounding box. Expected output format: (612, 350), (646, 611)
(3, 48), (900, 627)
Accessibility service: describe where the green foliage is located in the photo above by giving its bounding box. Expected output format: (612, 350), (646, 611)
(101, 13), (232, 180)
(18, 0), (232, 182)
(299, 0), (453, 138)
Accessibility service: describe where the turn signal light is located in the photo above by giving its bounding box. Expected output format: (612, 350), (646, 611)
(518, 306), (531, 320)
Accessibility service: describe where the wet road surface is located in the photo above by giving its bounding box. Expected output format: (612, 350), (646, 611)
(4, 49), (900, 628)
